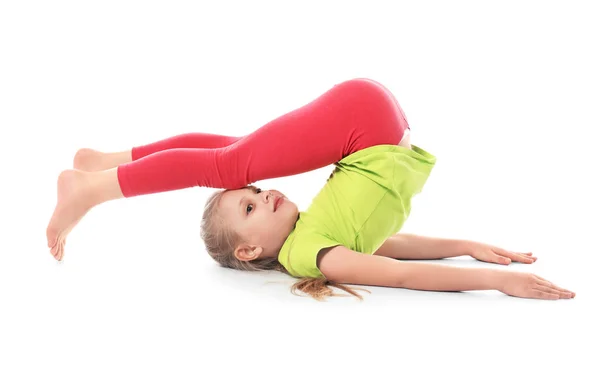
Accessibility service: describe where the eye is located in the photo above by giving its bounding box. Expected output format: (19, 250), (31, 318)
(246, 187), (262, 214)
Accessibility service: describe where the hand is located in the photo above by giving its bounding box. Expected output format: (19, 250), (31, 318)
(497, 271), (575, 300)
(466, 241), (537, 265)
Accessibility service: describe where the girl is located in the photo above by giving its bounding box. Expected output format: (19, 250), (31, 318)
(46, 78), (575, 301)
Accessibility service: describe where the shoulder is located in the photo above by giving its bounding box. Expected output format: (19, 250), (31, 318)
(277, 224), (340, 278)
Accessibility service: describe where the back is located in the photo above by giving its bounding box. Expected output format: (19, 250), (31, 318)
(277, 144), (437, 278)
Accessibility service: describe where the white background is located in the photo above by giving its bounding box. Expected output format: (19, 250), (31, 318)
(1, 1), (599, 379)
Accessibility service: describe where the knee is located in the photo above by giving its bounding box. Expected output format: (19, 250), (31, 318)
(335, 78), (383, 94)
(337, 78), (399, 112)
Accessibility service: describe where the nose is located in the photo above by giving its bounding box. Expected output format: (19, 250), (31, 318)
(266, 191), (277, 210)
(265, 191), (273, 204)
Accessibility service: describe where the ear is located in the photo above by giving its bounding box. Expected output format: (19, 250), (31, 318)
(234, 244), (263, 261)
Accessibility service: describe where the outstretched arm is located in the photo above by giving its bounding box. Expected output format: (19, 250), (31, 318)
(373, 233), (536, 264)
(373, 233), (469, 260)
(317, 245), (575, 300)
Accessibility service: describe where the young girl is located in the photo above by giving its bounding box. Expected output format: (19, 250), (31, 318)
(46, 78), (575, 301)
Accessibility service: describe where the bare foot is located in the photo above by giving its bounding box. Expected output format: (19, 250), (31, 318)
(46, 169), (95, 261)
(73, 148), (133, 172)
(73, 148), (104, 171)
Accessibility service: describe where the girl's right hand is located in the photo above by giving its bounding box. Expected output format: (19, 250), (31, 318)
(498, 271), (575, 300)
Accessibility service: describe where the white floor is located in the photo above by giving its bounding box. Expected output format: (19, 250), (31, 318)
(2, 1), (599, 379)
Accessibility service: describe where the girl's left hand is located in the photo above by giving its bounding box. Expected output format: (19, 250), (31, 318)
(466, 241), (537, 265)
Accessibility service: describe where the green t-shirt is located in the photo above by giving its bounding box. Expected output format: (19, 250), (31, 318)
(277, 144), (437, 278)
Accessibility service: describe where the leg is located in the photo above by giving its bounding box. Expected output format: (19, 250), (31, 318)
(117, 78), (410, 196)
(47, 78), (410, 259)
(73, 133), (243, 171)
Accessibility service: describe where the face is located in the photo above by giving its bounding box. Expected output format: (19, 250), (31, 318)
(218, 185), (299, 261)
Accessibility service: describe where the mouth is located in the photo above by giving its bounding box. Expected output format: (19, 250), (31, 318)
(274, 196), (283, 212)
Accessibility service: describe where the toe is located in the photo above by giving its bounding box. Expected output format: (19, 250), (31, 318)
(47, 227), (58, 249)
(58, 240), (66, 261)
(50, 237), (62, 260)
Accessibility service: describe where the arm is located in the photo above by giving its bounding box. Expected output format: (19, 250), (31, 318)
(373, 233), (470, 260)
(317, 245), (575, 299)
(374, 233), (537, 265)
(319, 245), (496, 291)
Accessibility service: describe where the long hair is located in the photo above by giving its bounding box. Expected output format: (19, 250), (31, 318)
(200, 186), (370, 301)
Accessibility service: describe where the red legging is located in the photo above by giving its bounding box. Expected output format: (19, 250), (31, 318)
(117, 78), (410, 197)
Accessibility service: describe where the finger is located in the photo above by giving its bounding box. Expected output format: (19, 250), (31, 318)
(512, 252), (536, 262)
(496, 247), (530, 255)
(509, 250), (534, 256)
(535, 279), (574, 297)
(531, 289), (560, 300)
(492, 254), (511, 265)
(535, 278), (568, 292)
(495, 249), (535, 263)
(557, 290), (574, 299)
(533, 285), (567, 298)
(534, 283), (557, 293)
(512, 253), (536, 263)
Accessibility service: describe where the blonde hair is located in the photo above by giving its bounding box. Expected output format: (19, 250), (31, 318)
(200, 186), (371, 301)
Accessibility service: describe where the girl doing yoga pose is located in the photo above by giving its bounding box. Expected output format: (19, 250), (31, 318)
(46, 78), (575, 301)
